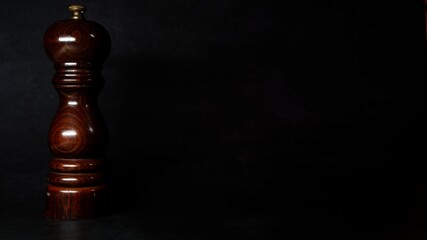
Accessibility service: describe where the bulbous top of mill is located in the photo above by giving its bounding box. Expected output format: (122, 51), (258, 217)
(44, 4), (111, 63)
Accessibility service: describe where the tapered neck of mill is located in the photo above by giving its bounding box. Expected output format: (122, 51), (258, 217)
(48, 63), (107, 158)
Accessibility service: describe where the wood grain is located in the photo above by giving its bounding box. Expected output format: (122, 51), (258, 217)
(44, 7), (111, 220)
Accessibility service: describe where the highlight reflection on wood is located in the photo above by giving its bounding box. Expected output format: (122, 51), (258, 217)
(44, 4), (111, 220)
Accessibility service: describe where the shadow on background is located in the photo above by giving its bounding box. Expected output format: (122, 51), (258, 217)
(91, 0), (427, 239)
(99, 51), (427, 238)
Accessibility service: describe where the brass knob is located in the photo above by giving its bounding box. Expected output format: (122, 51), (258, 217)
(69, 4), (86, 19)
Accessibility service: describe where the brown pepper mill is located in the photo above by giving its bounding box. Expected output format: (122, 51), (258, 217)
(44, 4), (111, 220)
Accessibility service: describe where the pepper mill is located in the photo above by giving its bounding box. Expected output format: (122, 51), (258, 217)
(44, 4), (111, 220)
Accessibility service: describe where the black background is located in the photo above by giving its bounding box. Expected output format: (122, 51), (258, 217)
(0, 0), (426, 239)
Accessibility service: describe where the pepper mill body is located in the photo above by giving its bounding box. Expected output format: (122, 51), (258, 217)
(44, 5), (111, 220)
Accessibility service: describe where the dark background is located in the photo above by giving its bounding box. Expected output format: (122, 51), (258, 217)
(0, 0), (426, 239)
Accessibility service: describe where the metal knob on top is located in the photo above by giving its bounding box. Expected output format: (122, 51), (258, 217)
(69, 4), (86, 19)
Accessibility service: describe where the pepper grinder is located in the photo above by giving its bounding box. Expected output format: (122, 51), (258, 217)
(44, 4), (111, 220)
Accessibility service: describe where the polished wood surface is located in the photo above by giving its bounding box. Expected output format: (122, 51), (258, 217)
(44, 5), (111, 220)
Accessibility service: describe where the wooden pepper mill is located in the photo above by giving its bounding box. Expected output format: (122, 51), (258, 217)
(44, 4), (111, 220)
